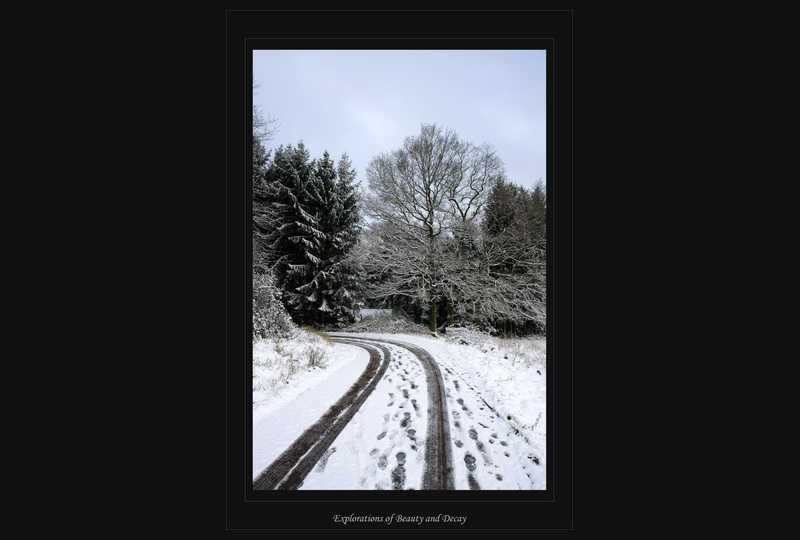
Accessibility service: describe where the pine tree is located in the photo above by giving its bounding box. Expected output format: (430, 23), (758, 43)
(479, 178), (546, 335)
(298, 151), (364, 326)
(296, 150), (338, 325)
(261, 144), (363, 327)
(262, 142), (322, 324)
(328, 152), (364, 324)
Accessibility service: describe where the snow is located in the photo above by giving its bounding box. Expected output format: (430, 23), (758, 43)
(357, 308), (392, 319)
(299, 340), (431, 490)
(252, 340), (370, 478)
(252, 328), (546, 490)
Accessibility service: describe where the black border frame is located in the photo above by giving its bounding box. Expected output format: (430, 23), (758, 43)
(226, 9), (572, 531)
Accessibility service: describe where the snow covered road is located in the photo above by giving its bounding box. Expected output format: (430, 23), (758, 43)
(253, 339), (390, 489)
(330, 335), (455, 490)
(252, 332), (545, 490)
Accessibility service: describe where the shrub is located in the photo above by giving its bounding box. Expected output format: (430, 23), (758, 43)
(253, 269), (296, 341)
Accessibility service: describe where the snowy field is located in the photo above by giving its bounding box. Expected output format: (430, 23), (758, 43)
(252, 324), (546, 489)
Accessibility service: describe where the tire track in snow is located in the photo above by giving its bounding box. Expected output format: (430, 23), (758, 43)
(252, 339), (390, 490)
(330, 334), (455, 490)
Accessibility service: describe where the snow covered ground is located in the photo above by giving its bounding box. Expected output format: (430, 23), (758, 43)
(252, 326), (546, 490)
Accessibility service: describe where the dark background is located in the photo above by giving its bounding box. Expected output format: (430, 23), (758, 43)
(30, 4), (696, 535)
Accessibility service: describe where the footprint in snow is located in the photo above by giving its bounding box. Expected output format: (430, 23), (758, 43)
(464, 453), (477, 472)
(391, 458), (406, 490)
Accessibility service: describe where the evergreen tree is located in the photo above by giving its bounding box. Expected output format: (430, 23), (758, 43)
(479, 178), (547, 335)
(528, 179), (547, 254)
(261, 144), (363, 327)
(262, 142), (321, 323)
(296, 150), (338, 325)
(328, 152), (364, 324)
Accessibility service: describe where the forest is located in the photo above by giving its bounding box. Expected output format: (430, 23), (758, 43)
(252, 96), (546, 338)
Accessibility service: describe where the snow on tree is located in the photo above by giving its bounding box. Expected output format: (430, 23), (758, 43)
(252, 130), (275, 274)
(252, 267), (295, 340)
(358, 123), (505, 332)
(295, 150), (364, 326)
(260, 142), (316, 321)
(293, 150), (338, 325)
(258, 143), (363, 327)
(477, 177), (547, 335)
(252, 76), (281, 275)
(325, 152), (364, 323)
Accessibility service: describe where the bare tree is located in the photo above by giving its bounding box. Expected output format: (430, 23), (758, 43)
(252, 77), (280, 148)
(360, 123), (505, 332)
(252, 77), (281, 274)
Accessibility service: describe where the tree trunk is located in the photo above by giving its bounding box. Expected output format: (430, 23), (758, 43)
(446, 294), (454, 327)
(429, 298), (437, 333)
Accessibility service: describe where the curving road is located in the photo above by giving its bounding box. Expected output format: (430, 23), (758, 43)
(332, 335), (455, 490)
(252, 338), (390, 489)
(253, 335), (455, 490)
(253, 332), (545, 490)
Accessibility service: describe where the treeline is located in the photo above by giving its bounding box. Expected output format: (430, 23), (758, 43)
(353, 123), (545, 336)
(252, 101), (545, 336)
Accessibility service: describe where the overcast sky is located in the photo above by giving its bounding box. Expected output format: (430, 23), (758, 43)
(253, 49), (546, 193)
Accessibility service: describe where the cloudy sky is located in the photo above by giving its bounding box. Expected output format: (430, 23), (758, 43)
(252, 49), (546, 193)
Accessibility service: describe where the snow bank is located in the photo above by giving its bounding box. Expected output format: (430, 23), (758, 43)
(252, 329), (336, 420)
(252, 326), (547, 489)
